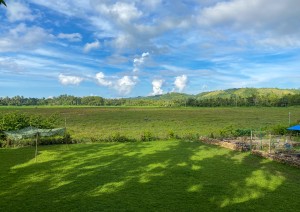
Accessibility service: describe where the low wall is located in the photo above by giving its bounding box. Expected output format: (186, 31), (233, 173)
(200, 138), (250, 152)
(252, 150), (300, 168)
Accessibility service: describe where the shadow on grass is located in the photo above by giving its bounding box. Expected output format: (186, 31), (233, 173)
(0, 141), (300, 211)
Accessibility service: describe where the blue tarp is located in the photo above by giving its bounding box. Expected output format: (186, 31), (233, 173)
(287, 125), (300, 131)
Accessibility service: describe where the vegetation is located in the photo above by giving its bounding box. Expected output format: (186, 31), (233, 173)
(0, 0), (6, 7)
(1, 107), (299, 144)
(0, 112), (59, 131)
(1, 140), (299, 211)
(1, 88), (300, 107)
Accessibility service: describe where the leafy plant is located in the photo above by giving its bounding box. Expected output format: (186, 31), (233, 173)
(0, 0), (6, 7)
(141, 131), (155, 141)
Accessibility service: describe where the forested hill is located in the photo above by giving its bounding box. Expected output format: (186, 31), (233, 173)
(131, 88), (300, 101)
(195, 88), (300, 100)
(1, 88), (300, 107)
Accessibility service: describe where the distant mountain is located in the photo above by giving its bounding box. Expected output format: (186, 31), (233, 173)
(130, 88), (300, 101)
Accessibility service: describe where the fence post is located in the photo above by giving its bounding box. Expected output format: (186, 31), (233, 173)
(35, 133), (38, 162)
(269, 134), (271, 154)
(250, 130), (252, 151)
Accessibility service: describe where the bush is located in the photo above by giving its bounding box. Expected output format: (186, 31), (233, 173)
(141, 131), (156, 141)
(233, 129), (252, 137)
(269, 124), (288, 135)
(0, 112), (60, 131)
(219, 125), (234, 138)
(109, 132), (131, 142)
(167, 130), (175, 139)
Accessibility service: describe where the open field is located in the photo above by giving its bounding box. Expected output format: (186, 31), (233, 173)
(1, 140), (300, 211)
(1, 106), (300, 141)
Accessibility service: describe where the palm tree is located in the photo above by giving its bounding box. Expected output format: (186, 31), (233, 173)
(0, 0), (6, 7)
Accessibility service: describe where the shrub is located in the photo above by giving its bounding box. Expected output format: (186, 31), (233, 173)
(141, 131), (155, 141)
(109, 132), (131, 142)
(233, 129), (252, 137)
(219, 125), (234, 138)
(269, 124), (288, 135)
(167, 130), (175, 139)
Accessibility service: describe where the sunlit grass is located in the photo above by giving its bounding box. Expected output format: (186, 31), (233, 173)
(1, 140), (299, 211)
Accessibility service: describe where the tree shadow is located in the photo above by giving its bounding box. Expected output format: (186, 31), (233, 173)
(1, 141), (300, 211)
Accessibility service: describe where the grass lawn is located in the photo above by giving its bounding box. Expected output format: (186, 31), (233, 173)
(1, 140), (299, 211)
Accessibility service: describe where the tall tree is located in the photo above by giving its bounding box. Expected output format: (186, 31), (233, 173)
(0, 0), (6, 7)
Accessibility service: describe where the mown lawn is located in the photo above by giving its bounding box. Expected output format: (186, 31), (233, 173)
(0, 140), (299, 211)
(1, 106), (300, 141)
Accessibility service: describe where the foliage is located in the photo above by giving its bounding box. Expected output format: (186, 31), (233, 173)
(0, 112), (59, 131)
(108, 132), (132, 142)
(269, 124), (288, 135)
(140, 131), (156, 141)
(1, 88), (300, 107)
(0, 0), (6, 7)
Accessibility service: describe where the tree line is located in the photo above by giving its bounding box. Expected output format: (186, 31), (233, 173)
(0, 93), (300, 107)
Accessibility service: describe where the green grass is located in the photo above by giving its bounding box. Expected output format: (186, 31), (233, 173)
(0, 140), (300, 211)
(1, 106), (300, 141)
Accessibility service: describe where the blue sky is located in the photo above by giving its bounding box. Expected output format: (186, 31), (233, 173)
(1, 0), (300, 98)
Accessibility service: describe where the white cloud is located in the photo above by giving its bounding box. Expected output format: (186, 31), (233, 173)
(0, 24), (51, 52)
(115, 76), (138, 95)
(6, 1), (35, 22)
(96, 2), (142, 23)
(58, 74), (83, 85)
(174, 75), (188, 92)
(83, 40), (100, 53)
(57, 33), (82, 42)
(151, 79), (164, 95)
(95, 72), (138, 96)
(133, 52), (149, 72)
(199, 0), (300, 47)
(95, 72), (113, 86)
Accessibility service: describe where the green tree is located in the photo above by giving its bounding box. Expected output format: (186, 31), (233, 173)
(0, 0), (7, 7)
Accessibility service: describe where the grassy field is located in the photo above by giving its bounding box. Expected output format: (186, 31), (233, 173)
(1, 106), (300, 141)
(0, 140), (300, 211)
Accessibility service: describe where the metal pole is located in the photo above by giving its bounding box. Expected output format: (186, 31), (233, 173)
(289, 112), (291, 126)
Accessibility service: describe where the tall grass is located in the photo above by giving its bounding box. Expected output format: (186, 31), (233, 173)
(1, 107), (299, 142)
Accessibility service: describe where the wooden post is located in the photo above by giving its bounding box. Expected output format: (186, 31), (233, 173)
(65, 117), (69, 150)
(35, 133), (38, 162)
(269, 134), (271, 154)
(250, 130), (252, 151)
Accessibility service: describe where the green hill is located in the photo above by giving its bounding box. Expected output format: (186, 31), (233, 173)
(195, 88), (300, 100)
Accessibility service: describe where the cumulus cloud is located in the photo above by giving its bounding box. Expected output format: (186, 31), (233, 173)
(6, 1), (35, 22)
(83, 40), (100, 53)
(151, 79), (164, 95)
(58, 74), (84, 85)
(96, 2), (142, 23)
(133, 52), (149, 72)
(115, 76), (138, 95)
(0, 24), (51, 52)
(174, 75), (188, 92)
(95, 72), (113, 86)
(95, 72), (138, 95)
(57, 33), (82, 42)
